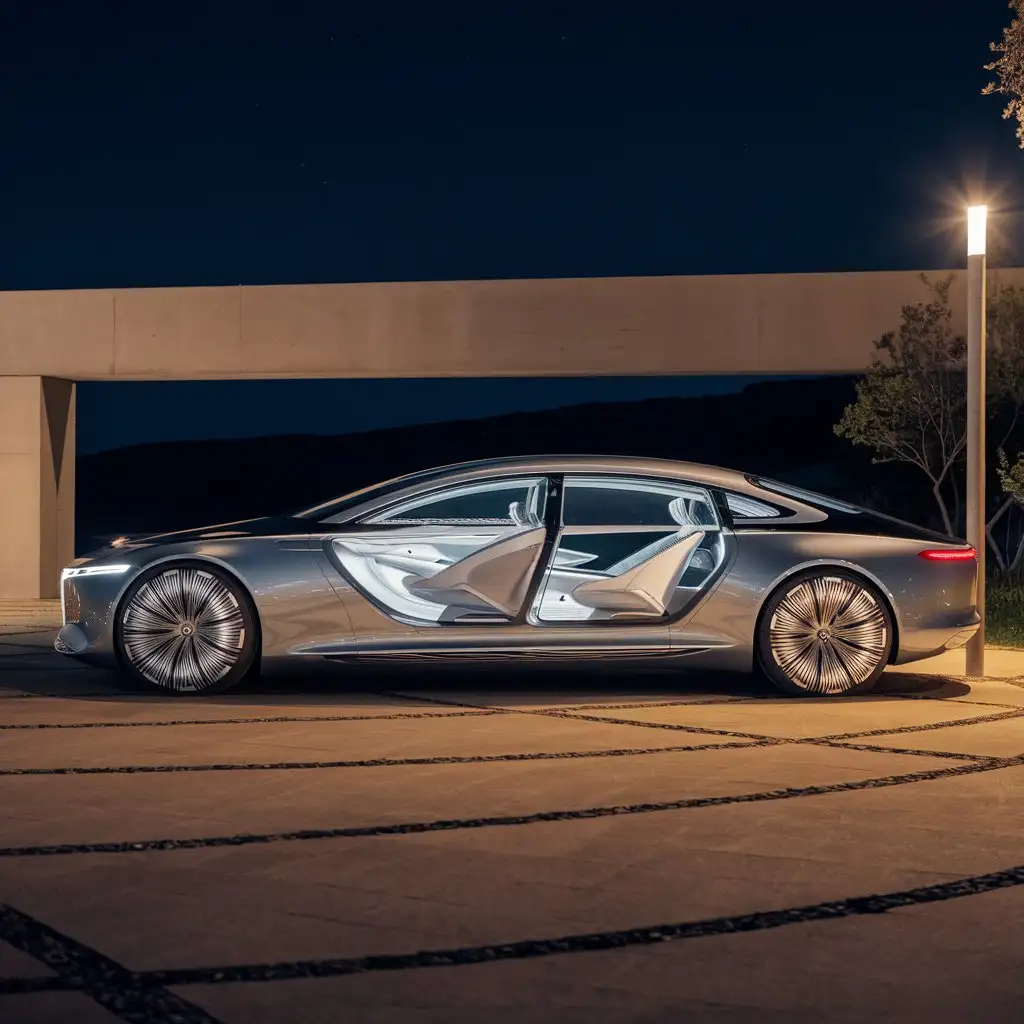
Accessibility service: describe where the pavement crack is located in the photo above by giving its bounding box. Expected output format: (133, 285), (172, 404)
(2, 753), (1020, 859)
(0, 708), (513, 730)
(0, 903), (224, 1021)
(127, 861), (1024, 986)
(818, 707), (1024, 741)
(0, 739), (761, 776)
(379, 692), (1023, 761)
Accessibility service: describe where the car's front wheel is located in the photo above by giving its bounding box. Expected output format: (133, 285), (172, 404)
(757, 570), (892, 697)
(115, 562), (258, 695)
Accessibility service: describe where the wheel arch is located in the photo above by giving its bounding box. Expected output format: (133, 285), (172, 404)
(113, 555), (264, 666)
(752, 560), (901, 668)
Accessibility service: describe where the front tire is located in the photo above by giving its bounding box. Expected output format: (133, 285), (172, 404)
(115, 562), (258, 696)
(757, 570), (892, 697)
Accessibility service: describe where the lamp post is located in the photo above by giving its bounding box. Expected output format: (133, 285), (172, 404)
(966, 205), (987, 677)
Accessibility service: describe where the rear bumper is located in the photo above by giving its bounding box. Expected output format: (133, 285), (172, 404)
(893, 612), (982, 664)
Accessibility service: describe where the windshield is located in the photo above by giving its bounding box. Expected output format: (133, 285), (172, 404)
(293, 465), (460, 520)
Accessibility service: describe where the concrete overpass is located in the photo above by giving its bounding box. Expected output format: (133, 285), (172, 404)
(2, 267), (1021, 599)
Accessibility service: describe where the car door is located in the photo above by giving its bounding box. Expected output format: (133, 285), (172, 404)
(527, 474), (726, 649)
(323, 476), (554, 642)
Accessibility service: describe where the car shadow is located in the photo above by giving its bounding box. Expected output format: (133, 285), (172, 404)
(244, 664), (971, 704)
(0, 626), (973, 705)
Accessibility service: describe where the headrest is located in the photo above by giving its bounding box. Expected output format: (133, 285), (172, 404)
(667, 496), (694, 526)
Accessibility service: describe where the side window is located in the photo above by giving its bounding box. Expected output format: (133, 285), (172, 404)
(561, 477), (719, 529)
(724, 492), (783, 519)
(367, 477), (547, 527)
(333, 476), (551, 624)
(532, 476), (723, 624)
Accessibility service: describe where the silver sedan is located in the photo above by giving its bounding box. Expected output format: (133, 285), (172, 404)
(56, 456), (980, 698)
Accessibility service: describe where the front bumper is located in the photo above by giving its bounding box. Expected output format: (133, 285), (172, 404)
(53, 565), (138, 666)
(54, 622), (90, 655)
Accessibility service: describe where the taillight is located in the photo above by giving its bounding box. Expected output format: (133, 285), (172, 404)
(917, 548), (976, 562)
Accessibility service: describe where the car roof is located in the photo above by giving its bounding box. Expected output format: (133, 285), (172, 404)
(298, 455), (765, 518)
(408, 455), (755, 489)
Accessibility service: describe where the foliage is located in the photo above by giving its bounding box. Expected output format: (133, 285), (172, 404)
(986, 571), (1024, 647)
(988, 285), (1024, 571)
(835, 277), (1024, 570)
(834, 276), (966, 536)
(988, 284), (1024, 415)
(998, 447), (1024, 504)
(984, 0), (1024, 147)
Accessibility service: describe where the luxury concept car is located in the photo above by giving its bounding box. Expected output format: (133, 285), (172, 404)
(56, 456), (980, 698)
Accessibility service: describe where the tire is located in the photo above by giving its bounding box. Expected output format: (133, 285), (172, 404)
(115, 561), (259, 696)
(757, 569), (892, 697)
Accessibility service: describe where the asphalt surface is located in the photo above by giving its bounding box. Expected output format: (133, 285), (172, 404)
(3, 626), (1024, 1023)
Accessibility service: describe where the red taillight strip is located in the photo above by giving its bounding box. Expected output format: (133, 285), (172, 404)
(917, 548), (976, 562)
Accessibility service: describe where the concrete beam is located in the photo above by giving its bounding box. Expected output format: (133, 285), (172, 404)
(3, 268), (1022, 381)
(0, 377), (75, 598)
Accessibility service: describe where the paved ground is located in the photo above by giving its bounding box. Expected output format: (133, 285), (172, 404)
(3, 628), (1024, 1023)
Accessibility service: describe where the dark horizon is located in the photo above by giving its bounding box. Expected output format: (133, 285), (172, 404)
(75, 376), (910, 551)
(76, 373), (816, 455)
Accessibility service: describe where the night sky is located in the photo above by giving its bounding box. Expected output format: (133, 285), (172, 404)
(1, 3), (1021, 453)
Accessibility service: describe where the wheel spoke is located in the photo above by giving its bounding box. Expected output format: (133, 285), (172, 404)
(121, 567), (246, 692)
(769, 575), (887, 694)
(779, 584), (817, 629)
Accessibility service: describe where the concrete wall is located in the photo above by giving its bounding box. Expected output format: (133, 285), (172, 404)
(0, 377), (75, 598)
(2, 267), (1022, 599)
(3, 268), (1021, 381)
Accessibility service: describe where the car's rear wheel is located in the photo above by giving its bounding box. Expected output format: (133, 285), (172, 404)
(757, 569), (892, 697)
(115, 562), (258, 695)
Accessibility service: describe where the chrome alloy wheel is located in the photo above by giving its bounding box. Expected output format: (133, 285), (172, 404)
(120, 566), (247, 692)
(768, 575), (888, 694)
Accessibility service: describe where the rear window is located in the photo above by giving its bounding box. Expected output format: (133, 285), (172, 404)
(750, 477), (862, 515)
(723, 493), (784, 519)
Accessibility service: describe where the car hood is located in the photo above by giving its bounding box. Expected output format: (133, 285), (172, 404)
(88, 516), (313, 554)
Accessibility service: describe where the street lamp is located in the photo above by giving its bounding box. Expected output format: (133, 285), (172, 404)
(966, 205), (987, 677)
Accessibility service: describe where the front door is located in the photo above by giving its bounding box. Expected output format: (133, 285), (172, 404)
(323, 472), (725, 657)
(326, 476), (553, 630)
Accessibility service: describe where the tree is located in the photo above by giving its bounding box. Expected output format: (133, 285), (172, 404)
(835, 276), (1024, 566)
(984, 0), (1024, 148)
(995, 450), (1024, 570)
(991, 284), (1024, 569)
(835, 276), (966, 536)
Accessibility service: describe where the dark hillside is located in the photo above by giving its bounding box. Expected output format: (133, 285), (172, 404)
(76, 377), (932, 552)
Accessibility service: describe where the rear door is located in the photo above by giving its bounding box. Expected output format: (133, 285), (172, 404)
(526, 474), (725, 646)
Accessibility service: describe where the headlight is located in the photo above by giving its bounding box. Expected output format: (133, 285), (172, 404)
(60, 565), (133, 580)
(59, 565), (133, 624)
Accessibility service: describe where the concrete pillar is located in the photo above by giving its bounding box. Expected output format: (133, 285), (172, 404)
(0, 376), (75, 598)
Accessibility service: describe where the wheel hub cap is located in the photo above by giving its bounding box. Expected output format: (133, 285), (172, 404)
(121, 567), (245, 692)
(769, 576), (887, 694)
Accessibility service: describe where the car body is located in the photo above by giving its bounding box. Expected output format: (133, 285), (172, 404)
(55, 455), (981, 696)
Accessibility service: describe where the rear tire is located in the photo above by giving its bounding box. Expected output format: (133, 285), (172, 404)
(115, 561), (258, 696)
(757, 569), (892, 697)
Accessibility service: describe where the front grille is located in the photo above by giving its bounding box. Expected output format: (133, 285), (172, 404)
(62, 578), (81, 625)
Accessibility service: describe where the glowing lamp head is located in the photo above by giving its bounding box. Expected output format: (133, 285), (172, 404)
(917, 547), (977, 562)
(967, 205), (988, 257)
